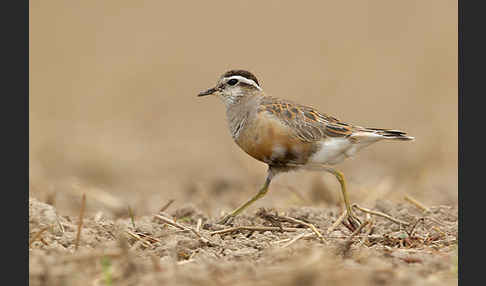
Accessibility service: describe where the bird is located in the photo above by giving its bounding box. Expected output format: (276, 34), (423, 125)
(198, 69), (414, 229)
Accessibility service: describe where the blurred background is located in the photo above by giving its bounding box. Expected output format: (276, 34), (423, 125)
(29, 0), (457, 218)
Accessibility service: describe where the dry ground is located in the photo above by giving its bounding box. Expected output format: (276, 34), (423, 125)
(29, 1), (457, 285)
(29, 197), (457, 286)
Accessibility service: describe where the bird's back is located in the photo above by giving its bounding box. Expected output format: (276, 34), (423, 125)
(233, 95), (413, 167)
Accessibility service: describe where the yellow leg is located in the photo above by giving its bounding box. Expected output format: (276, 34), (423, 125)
(217, 168), (274, 225)
(323, 167), (361, 230)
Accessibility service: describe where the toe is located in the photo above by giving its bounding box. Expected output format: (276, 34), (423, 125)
(216, 215), (234, 225)
(342, 212), (361, 231)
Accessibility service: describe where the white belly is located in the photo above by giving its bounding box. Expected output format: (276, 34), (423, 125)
(307, 133), (384, 165)
(307, 138), (353, 165)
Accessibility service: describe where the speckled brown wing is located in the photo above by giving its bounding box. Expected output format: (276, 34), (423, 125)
(257, 96), (358, 143)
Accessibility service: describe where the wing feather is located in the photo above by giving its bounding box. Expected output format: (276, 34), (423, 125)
(258, 96), (357, 143)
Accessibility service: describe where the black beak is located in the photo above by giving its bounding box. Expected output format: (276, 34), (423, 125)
(198, 87), (218, 97)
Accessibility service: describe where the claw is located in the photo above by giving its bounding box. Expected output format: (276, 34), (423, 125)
(342, 212), (362, 232)
(216, 215), (234, 225)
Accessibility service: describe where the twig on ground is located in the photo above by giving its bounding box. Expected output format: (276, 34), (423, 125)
(56, 215), (65, 234)
(209, 226), (302, 236)
(257, 208), (323, 240)
(75, 194), (86, 251)
(404, 194), (430, 213)
(407, 217), (425, 237)
(125, 230), (153, 248)
(327, 210), (347, 234)
(432, 226), (447, 237)
(279, 215), (324, 241)
(136, 232), (161, 244)
(159, 199), (175, 213)
(155, 214), (217, 246)
(154, 214), (189, 230)
(281, 232), (310, 248)
(352, 204), (410, 226)
(272, 233), (314, 245)
(40, 238), (49, 246)
(359, 214), (374, 246)
(196, 218), (202, 232)
(272, 233), (385, 245)
(29, 226), (50, 248)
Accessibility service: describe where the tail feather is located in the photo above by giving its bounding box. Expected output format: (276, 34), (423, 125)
(365, 128), (414, 141)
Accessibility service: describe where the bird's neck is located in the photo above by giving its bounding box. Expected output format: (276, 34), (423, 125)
(225, 93), (262, 140)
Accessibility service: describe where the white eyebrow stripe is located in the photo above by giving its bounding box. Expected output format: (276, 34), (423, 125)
(225, 75), (262, 90)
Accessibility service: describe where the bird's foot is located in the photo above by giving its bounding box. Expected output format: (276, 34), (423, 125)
(216, 214), (235, 225)
(342, 211), (362, 232)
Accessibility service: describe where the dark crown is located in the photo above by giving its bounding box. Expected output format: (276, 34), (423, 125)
(222, 70), (260, 86)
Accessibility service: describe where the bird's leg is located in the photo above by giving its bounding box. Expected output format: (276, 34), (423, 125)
(322, 167), (361, 231)
(217, 167), (275, 225)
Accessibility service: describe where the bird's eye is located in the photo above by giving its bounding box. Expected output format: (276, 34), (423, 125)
(227, 79), (238, 86)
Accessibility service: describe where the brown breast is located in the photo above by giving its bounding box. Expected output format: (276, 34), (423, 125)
(235, 112), (318, 166)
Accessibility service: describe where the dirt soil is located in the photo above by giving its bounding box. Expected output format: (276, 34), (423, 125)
(29, 197), (457, 286)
